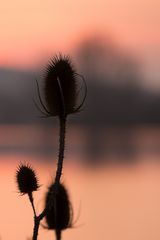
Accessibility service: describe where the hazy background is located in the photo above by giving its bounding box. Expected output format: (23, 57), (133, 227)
(0, 0), (160, 239)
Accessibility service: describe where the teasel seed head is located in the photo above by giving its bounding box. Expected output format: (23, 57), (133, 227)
(45, 54), (76, 117)
(16, 163), (39, 195)
(44, 182), (73, 233)
(36, 54), (87, 118)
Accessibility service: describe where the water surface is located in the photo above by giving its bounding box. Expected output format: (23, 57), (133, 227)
(0, 125), (160, 239)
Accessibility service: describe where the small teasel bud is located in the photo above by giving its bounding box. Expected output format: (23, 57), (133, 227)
(16, 163), (39, 195)
(44, 182), (73, 238)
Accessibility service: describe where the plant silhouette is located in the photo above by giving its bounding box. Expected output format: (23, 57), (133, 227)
(44, 183), (73, 240)
(16, 54), (86, 240)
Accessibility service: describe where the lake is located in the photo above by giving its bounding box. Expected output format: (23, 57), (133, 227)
(0, 124), (160, 240)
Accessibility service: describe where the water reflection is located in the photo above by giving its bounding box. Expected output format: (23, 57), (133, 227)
(0, 124), (160, 239)
(0, 125), (160, 165)
(1, 158), (160, 240)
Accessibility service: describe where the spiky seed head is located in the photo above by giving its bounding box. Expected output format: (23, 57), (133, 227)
(44, 54), (78, 117)
(45, 183), (73, 231)
(16, 163), (39, 194)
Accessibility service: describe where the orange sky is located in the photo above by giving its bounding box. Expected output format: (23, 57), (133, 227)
(0, 0), (160, 70)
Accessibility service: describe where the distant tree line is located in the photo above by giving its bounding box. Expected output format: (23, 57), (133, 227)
(0, 35), (160, 126)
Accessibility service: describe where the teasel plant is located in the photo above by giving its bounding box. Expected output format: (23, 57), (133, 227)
(16, 163), (39, 217)
(16, 54), (86, 240)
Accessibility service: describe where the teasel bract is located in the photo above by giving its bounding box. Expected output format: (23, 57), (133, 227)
(44, 182), (73, 240)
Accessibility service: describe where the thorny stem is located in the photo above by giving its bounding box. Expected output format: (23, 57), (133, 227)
(32, 217), (41, 240)
(28, 192), (36, 217)
(55, 229), (61, 240)
(55, 116), (66, 185)
(54, 117), (66, 240)
(28, 193), (40, 240)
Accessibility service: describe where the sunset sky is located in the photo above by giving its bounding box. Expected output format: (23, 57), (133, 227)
(0, 0), (160, 87)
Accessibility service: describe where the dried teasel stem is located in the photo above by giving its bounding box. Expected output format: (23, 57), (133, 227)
(28, 192), (36, 217)
(32, 217), (41, 240)
(56, 229), (61, 240)
(55, 116), (66, 185)
(54, 75), (67, 188)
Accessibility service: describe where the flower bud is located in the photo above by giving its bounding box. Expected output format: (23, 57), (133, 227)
(45, 183), (73, 231)
(16, 163), (39, 194)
